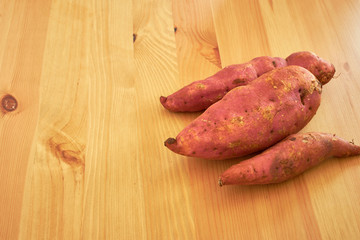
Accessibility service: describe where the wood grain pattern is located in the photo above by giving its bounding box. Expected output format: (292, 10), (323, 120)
(19, 1), (89, 239)
(0, 0), (360, 239)
(134, 0), (197, 238)
(82, 1), (141, 239)
(0, 0), (51, 239)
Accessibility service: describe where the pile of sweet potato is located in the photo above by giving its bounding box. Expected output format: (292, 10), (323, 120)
(161, 51), (360, 186)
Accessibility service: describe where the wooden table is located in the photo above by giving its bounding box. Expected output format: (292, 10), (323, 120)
(1, 0), (360, 239)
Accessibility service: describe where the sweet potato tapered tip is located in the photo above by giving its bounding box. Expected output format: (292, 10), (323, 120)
(160, 96), (167, 103)
(160, 96), (167, 104)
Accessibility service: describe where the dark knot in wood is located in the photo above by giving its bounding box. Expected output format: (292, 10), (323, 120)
(1, 94), (18, 112)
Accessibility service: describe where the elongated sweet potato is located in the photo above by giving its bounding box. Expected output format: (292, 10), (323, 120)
(165, 66), (324, 160)
(160, 51), (335, 112)
(160, 57), (286, 112)
(218, 132), (360, 186)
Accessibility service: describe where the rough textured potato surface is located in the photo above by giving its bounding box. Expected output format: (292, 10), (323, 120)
(160, 57), (286, 112)
(160, 51), (335, 112)
(219, 132), (360, 185)
(165, 66), (323, 160)
(286, 51), (335, 85)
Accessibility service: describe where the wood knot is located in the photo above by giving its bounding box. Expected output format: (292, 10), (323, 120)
(48, 138), (85, 168)
(1, 94), (18, 112)
(57, 147), (84, 167)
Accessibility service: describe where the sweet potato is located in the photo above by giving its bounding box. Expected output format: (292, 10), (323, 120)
(218, 132), (360, 186)
(165, 66), (324, 160)
(160, 51), (335, 112)
(160, 57), (286, 112)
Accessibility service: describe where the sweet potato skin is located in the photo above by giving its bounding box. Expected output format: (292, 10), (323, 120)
(161, 64), (257, 112)
(218, 132), (360, 186)
(160, 57), (286, 112)
(160, 51), (335, 112)
(165, 66), (322, 160)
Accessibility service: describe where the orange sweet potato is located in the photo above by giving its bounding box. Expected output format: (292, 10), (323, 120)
(160, 51), (335, 112)
(218, 132), (360, 186)
(165, 66), (326, 160)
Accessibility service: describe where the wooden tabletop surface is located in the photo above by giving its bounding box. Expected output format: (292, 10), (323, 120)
(1, 0), (360, 239)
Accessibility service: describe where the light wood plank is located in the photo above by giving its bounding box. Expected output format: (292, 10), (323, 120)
(19, 0), (90, 239)
(211, 0), (272, 65)
(81, 0), (145, 239)
(172, 0), (221, 82)
(133, 0), (196, 238)
(0, 0), (51, 239)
